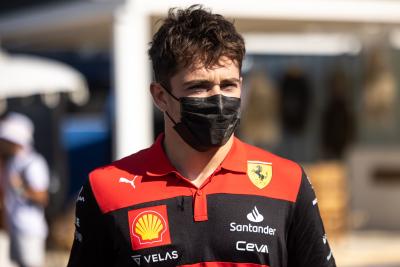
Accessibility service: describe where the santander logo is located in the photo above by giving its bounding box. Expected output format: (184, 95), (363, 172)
(247, 206), (264, 223)
(230, 206), (276, 236)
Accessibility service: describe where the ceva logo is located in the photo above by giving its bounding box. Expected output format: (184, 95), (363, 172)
(236, 241), (269, 254)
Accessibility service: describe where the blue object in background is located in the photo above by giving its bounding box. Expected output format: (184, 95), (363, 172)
(61, 115), (112, 199)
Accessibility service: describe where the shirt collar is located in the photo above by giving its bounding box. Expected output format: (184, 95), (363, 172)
(145, 134), (247, 177)
(220, 136), (247, 173)
(145, 134), (177, 177)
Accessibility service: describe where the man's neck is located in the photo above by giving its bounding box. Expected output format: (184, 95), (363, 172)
(163, 128), (233, 188)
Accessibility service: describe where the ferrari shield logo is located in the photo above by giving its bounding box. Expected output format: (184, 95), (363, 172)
(247, 161), (272, 189)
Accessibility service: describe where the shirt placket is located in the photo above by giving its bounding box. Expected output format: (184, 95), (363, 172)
(174, 166), (221, 222)
(192, 166), (221, 222)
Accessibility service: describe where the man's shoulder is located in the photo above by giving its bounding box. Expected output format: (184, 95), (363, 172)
(89, 145), (153, 179)
(239, 139), (302, 175)
(237, 139), (303, 202)
(86, 146), (155, 213)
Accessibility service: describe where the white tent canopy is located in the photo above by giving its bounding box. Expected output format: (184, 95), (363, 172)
(0, 50), (89, 107)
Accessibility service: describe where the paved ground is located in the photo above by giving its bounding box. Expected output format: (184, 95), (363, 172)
(330, 231), (400, 267)
(45, 251), (69, 267)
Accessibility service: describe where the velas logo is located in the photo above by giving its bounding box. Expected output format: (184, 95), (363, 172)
(247, 161), (272, 189)
(128, 205), (171, 250)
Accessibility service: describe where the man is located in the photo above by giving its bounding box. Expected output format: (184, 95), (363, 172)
(0, 112), (49, 267)
(68, 5), (336, 267)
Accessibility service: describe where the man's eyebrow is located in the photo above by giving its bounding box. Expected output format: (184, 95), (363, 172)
(182, 78), (241, 87)
(182, 80), (213, 87)
(220, 78), (241, 84)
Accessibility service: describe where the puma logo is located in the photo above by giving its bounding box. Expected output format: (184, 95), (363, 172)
(119, 176), (138, 189)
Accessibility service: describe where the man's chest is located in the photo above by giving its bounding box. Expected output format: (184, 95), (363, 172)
(107, 194), (293, 267)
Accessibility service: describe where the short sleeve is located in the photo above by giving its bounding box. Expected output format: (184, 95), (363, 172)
(287, 168), (336, 267)
(24, 155), (50, 191)
(67, 181), (115, 267)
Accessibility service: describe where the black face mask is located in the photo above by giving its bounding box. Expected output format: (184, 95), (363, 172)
(163, 88), (241, 152)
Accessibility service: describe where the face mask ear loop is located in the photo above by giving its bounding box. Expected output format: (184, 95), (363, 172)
(159, 82), (180, 102)
(159, 82), (180, 125)
(165, 111), (178, 125)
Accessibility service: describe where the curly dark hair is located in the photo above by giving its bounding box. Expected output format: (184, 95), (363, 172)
(148, 5), (245, 88)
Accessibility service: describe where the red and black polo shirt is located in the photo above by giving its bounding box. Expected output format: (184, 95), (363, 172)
(67, 134), (336, 267)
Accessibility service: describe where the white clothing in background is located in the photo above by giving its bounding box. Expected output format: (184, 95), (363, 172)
(4, 149), (49, 238)
(0, 231), (17, 267)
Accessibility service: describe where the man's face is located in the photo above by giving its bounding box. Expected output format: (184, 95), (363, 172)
(163, 57), (242, 123)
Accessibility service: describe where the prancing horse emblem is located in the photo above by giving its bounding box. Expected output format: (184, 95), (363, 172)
(247, 161), (272, 189)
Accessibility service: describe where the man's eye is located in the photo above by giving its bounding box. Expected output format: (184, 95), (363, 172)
(221, 83), (238, 89)
(187, 85), (207, 91)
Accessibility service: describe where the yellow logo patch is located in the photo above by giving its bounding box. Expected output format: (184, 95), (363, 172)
(247, 161), (272, 189)
(128, 205), (171, 250)
(134, 213), (165, 241)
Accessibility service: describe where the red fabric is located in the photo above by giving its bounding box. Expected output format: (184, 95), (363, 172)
(193, 189), (208, 221)
(89, 134), (302, 216)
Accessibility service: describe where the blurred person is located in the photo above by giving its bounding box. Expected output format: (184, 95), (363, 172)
(0, 112), (49, 267)
(68, 5), (335, 267)
(279, 67), (312, 135)
(240, 71), (282, 148)
(0, 150), (17, 267)
(321, 67), (355, 159)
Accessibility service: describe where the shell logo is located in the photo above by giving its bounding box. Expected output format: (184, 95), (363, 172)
(128, 205), (171, 250)
(133, 211), (166, 243)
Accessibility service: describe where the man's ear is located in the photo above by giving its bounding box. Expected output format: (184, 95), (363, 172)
(150, 82), (168, 112)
